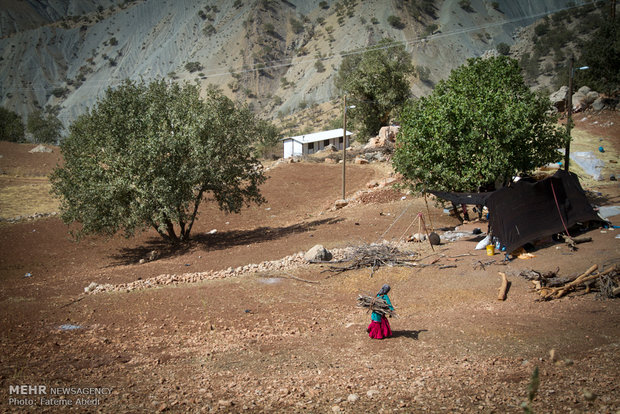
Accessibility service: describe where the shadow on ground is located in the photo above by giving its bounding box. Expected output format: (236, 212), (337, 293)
(109, 217), (344, 266)
(392, 329), (428, 340)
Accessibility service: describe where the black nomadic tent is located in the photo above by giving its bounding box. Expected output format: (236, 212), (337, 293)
(431, 170), (602, 253)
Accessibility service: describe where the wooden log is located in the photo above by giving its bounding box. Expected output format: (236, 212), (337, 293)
(498, 272), (509, 301)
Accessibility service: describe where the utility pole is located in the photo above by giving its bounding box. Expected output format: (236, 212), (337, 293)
(342, 95), (347, 200)
(564, 55), (574, 171)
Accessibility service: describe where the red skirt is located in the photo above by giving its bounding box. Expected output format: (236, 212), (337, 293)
(367, 316), (392, 339)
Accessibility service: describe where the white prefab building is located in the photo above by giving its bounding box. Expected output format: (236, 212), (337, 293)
(282, 128), (352, 158)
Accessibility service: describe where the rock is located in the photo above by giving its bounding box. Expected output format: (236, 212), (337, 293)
(29, 144), (53, 153)
(577, 85), (591, 95)
(347, 393), (359, 403)
(84, 282), (98, 293)
(549, 86), (568, 112)
(148, 250), (160, 261)
(334, 199), (348, 209)
(354, 157), (369, 164)
(585, 90), (599, 104)
(572, 91), (588, 112)
(366, 389), (379, 398)
(304, 244), (332, 262)
(592, 97), (605, 111)
(366, 180), (380, 188)
(218, 400), (232, 407)
(331, 405), (341, 413)
(378, 125), (399, 142)
(324, 157), (337, 164)
(429, 232), (441, 246)
(322, 144), (337, 152)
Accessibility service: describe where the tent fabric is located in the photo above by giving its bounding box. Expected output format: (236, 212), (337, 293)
(486, 170), (601, 253)
(430, 170), (601, 253)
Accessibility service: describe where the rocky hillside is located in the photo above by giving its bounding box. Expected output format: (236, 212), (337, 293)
(0, 0), (587, 130)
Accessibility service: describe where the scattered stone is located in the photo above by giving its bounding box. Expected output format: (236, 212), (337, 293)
(334, 199), (348, 209)
(331, 405), (341, 413)
(84, 282), (98, 293)
(366, 389), (379, 398)
(148, 250), (160, 261)
(347, 393), (359, 403)
(29, 144), (52, 153)
(583, 390), (596, 401)
(354, 157), (369, 165)
(304, 244), (332, 262)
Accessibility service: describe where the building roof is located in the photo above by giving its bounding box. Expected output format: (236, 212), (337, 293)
(282, 128), (352, 144)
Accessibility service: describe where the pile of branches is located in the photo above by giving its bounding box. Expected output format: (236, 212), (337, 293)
(519, 264), (618, 300)
(357, 294), (398, 318)
(323, 243), (419, 277)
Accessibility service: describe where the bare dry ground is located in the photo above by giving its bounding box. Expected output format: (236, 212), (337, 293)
(0, 112), (619, 413)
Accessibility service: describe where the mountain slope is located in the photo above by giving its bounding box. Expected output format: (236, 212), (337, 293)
(0, 0), (585, 131)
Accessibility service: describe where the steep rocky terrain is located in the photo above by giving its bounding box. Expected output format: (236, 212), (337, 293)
(0, 0), (594, 129)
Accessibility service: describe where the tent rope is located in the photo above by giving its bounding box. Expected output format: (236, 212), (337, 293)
(550, 180), (571, 238)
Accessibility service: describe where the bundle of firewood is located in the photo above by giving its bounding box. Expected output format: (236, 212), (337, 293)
(325, 243), (419, 277)
(521, 264), (618, 300)
(357, 294), (398, 317)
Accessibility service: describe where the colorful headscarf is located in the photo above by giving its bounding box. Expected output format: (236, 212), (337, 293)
(377, 284), (390, 296)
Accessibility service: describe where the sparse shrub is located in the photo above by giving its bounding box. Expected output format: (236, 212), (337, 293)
(387, 15), (405, 29)
(319, 1), (328, 9)
(203, 24), (216, 36)
(491, 1), (500, 11)
(371, 17), (379, 24)
(459, 0), (473, 12)
(185, 61), (203, 73)
(423, 23), (438, 37)
(263, 23), (276, 36)
(497, 42), (510, 55)
(290, 17), (304, 34)
(316, 17), (325, 25)
(109, 37), (118, 46)
(315, 60), (325, 72)
(233, 0), (243, 8)
(52, 87), (68, 98)
(535, 22), (549, 37)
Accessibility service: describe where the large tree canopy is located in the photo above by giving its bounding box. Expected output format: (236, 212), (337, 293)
(393, 56), (565, 193)
(335, 38), (413, 139)
(51, 79), (272, 243)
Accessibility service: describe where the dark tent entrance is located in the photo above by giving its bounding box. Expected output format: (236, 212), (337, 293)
(431, 170), (602, 253)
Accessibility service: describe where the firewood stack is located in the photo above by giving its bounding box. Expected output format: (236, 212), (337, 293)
(520, 265), (618, 300)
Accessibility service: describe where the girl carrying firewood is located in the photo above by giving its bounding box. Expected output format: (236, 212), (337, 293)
(367, 284), (394, 339)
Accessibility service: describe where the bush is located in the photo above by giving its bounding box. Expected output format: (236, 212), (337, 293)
(0, 107), (25, 142)
(497, 42), (510, 55)
(387, 15), (405, 29)
(315, 60), (325, 72)
(27, 108), (62, 144)
(185, 61), (203, 73)
(290, 17), (304, 34)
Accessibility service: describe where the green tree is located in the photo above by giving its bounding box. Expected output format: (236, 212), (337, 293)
(26, 107), (62, 144)
(335, 38), (413, 139)
(575, 16), (619, 94)
(393, 56), (565, 194)
(50, 80), (270, 243)
(0, 107), (25, 142)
